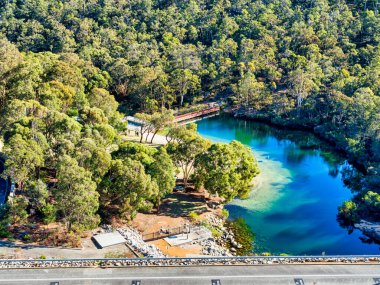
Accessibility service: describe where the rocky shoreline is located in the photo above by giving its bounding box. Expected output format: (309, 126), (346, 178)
(203, 214), (243, 255)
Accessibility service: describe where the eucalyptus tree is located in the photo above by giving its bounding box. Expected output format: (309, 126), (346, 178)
(55, 155), (100, 231)
(166, 127), (211, 187)
(194, 140), (260, 201)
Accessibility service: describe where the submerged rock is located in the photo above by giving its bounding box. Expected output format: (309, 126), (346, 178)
(354, 220), (380, 242)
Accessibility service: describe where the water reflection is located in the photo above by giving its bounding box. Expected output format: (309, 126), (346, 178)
(196, 114), (380, 255)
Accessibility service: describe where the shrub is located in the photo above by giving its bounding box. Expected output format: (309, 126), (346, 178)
(22, 234), (32, 242)
(338, 200), (360, 224)
(41, 204), (57, 224)
(8, 196), (29, 224)
(221, 209), (229, 219)
(0, 222), (11, 238)
(188, 211), (200, 223)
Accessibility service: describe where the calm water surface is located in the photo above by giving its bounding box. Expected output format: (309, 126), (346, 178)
(196, 114), (380, 255)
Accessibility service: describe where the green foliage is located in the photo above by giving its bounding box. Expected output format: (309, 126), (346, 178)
(55, 156), (100, 231)
(7, 196), (29, 225)
(338, 200), (360, 224)
(147, 148), (176, 203)
(166, 125), (211, 186)
(22, 234), (32, 242)
(99, 158), (159, 220)
(227, 218), (255, 255)
(41, 204), (57, 224)
(194, 140), (260, 201)
(188, 211), (200, 223)
(25, 180), (48, 211)
(0, 224), (11, 238)
(221, 209), (229, 219)
(0, 0), (379, 229)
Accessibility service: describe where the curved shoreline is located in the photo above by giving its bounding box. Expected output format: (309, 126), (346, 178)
(227, 110), (368, 173)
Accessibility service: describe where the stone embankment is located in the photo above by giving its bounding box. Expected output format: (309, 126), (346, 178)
(0, 256), (379, 269)
(117, 227), (166, 258)
(200, 239), (231, 256)
(203, 214), (242, 255)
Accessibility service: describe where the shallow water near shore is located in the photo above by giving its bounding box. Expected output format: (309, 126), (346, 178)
(196, 114), (380, 255)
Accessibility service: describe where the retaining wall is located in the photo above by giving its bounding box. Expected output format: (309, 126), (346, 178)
(0, 256), (379, 269)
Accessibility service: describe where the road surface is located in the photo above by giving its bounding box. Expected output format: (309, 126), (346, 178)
(0, 264), (379, 284)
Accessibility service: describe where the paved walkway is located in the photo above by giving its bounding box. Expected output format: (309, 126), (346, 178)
(0, 238), (134, 259)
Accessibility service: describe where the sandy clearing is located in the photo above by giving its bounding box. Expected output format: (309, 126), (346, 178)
(149, 239), (203, 257)
(132, 213), (186, 235)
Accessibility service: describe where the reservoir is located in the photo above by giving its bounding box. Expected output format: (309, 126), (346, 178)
(196, 114), (380, 255)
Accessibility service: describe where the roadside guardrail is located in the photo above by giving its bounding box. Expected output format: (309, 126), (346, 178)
(0, 255), (379, 268)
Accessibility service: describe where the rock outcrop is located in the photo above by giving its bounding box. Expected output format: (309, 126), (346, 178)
(354, 220), (380, 242)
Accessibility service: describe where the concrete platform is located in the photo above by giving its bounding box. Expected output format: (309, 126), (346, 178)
(164, 227), (211, 246)
(92, 232), (126, 248)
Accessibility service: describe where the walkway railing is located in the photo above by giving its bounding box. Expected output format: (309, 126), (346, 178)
(174, 106), (220, 123)
(142, 225), (190, 241)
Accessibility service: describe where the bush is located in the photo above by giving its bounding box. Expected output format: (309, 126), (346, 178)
(22, 234), (32, 242)
(210, 227), (222, 238)
(188, 211), (200, 223)
(41, 204), (57, 224)
(221, 209), (229, 219)
(8, 196), (29, 224)
(338, 200), (360, 224)
(0, 222), (11, 238)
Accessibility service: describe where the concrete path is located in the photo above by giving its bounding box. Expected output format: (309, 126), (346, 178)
(0, 239), (134, 259)
(0, 264), (379, 284)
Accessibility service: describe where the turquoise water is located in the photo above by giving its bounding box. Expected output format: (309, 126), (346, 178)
(196, 114), (380, 255)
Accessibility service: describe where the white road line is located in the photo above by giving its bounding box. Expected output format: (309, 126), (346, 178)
(0, 274), (378, 282)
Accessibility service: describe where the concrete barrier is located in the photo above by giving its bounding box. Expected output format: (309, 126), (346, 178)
(0, 255), (379, 269)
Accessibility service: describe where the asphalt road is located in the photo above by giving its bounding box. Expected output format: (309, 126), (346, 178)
(0, 264), (379, 284)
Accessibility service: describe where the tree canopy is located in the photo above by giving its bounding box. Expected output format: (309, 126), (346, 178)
(195, 140), (260, 201)
(0, 0), (379, 232)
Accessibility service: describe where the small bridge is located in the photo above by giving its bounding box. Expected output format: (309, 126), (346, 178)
(174, 106), (220, 123)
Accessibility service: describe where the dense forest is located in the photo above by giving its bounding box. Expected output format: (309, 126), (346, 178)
(0, 0), (379, 233)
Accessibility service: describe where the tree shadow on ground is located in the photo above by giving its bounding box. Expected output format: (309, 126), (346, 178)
(158, 192), (210, 217)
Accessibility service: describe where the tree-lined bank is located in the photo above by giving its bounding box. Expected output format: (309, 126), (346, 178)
(0, 0), (379, 252)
